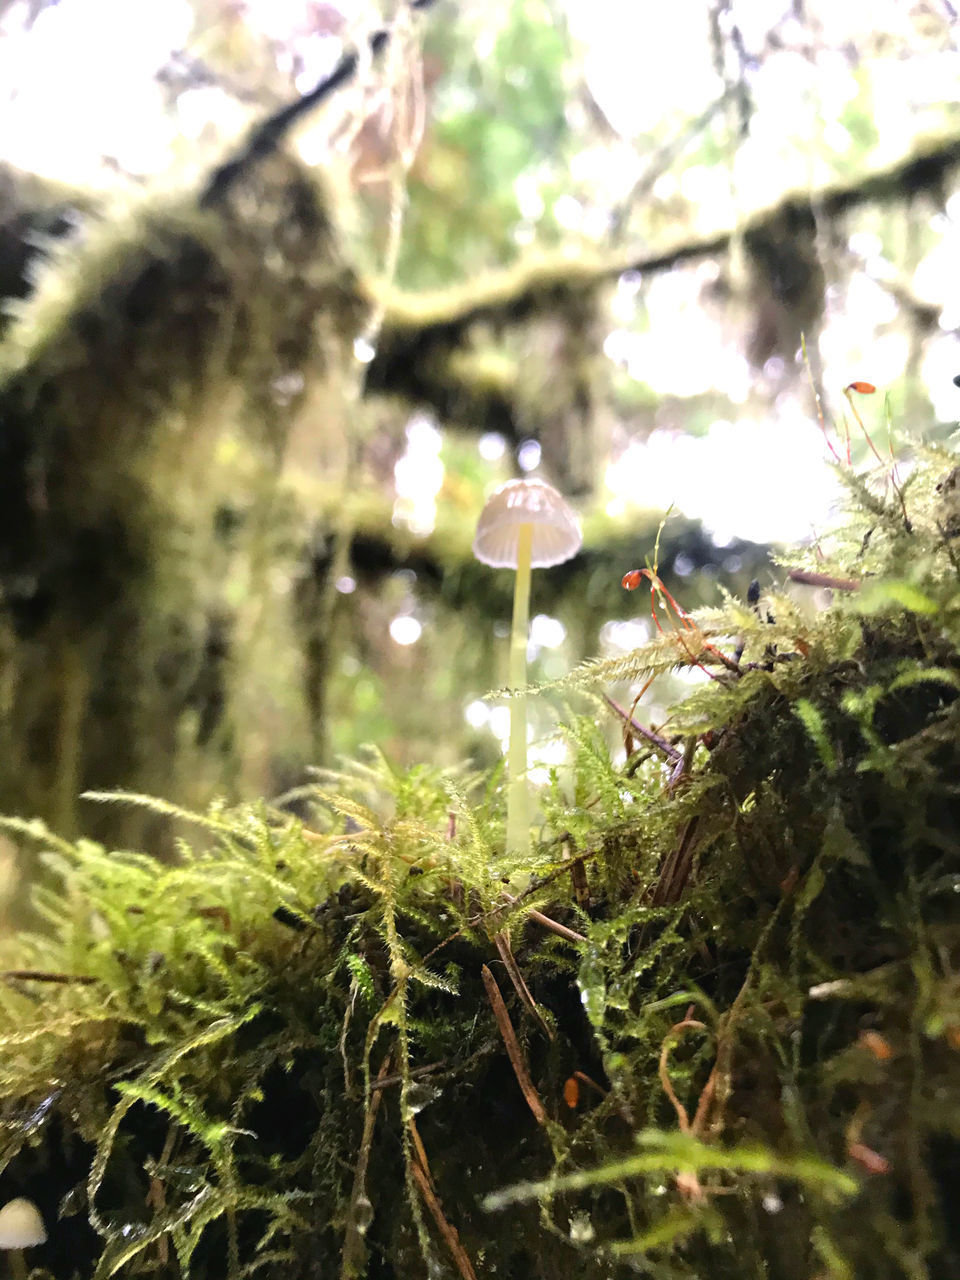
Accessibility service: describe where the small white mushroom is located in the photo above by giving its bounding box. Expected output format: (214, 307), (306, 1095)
(473, 478), (582, 856)
(473, 478), (582, 571)
(0, 1197), (46, 1280)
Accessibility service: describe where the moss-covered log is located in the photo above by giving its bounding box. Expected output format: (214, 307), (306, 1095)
(0, 446), (958, 1278)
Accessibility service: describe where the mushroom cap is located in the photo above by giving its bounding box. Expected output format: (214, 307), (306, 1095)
(473, 478), (582, 569)
(0, 1197), (46, 1249)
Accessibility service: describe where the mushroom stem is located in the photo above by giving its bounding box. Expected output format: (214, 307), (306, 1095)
(8, 1249), (27, 1280)
(506, 522), (533, 857)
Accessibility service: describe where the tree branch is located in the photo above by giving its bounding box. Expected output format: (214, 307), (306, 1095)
(369, 133), (960, 415)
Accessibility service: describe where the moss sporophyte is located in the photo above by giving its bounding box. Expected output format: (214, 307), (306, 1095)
(473, 478), (582, 857)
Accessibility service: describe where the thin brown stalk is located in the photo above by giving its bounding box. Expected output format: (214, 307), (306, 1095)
(703, 644), (742, 675)
(499, 847), (602, 918)
(486, 892), (586, 945)
(1, 969), (98, 985)
(658, 1009), (711, 1133)
(843, 383), (884, 465)
(494, 932), (553, 1041)
(566, 843), (591, 907)
(145, 1124), (179, 1268)
(651, 816), (700, 906)
(802, 333), (841, 464)
(481, 964), (548, 1126)
(408, 1116), (434, 1190)
(603, 694), (682, 762)
(341, 1053), (392, 1280)
(787, 568), (861, 591)
(690, 1060), (720, 1136)
(658, 1009), (713, 1203)
(667, 736), (698, 791)
(525, 908), (586, 944)
(410, 1158), (478, 1280)
(572, 1070), (607, 1099)
(369, 1061), (445, 1092)
(423, 847), (604, 966)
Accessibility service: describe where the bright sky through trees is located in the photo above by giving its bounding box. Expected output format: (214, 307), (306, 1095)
(1, 0), (958, 549)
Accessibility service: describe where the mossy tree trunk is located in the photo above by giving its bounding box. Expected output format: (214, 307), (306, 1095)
(0, 155), (366, 916)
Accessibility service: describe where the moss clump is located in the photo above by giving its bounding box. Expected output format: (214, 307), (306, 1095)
(1, 446), (960, 1279)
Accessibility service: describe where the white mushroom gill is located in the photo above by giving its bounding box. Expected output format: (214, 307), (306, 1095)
(0, 1197), (47, 1280)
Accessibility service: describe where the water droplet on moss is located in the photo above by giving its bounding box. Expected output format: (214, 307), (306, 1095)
(58, 1183), (86, 1218)
(403, 1082), (438, 1118)
(354, 1195), (374, 1236)
(569, 1213), (595, 1243)
(578, 953), (607, 1027)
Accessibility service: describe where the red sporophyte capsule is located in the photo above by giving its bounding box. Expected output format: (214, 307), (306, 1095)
(563, 1076), (580, 1108)
(622, 569), (644, 590)
(858, 1030), (893, 1061)
(846, 381), (876, 394)
(847, 1142), (891, 1175)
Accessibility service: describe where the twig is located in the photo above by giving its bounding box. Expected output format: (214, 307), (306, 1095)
(667, 736), (698, 791)
(201, 0), (437, 208)
(494, 932), (554, 1041)
(496, 845), (602, 912)
(651, 815), (700, 906)
(369, 1060), (446, 1092)
(499, 890), (587, 942)
(145, 1124), (178, 1268)
(563, 837), (591, 908)
(704, 644), (742, 675)
(787, 568), (861, 591)
(408, 1116), (434, 1190)
(341, 1053), (392, 1279)
(603, 694), (682, 763)
(525, 907), (586, 945)
(0, 969), (98, 984)
(572, 1070), (608, 1099)
(422, 847), (603, 964)
(481, 964), (548, 1126)
(409, 1159), (478, 1280)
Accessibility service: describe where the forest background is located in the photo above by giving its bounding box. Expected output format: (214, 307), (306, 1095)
(0, 0), (958, 920)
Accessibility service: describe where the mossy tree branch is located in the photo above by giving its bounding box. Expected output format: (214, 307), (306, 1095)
(370, 133), (960, 428)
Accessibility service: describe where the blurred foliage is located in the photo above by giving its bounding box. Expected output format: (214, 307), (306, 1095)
(396, 0), (573, 287)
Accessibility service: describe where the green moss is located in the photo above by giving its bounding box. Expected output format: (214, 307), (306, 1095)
(2, 446), (960, 1278)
